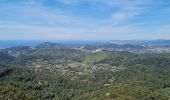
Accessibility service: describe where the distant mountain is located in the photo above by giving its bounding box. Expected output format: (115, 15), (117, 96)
(83, 43), (145, 52)
(35, 42), (66, 49)
(1, 40), (170, 55)
(110, 40), (170, 46)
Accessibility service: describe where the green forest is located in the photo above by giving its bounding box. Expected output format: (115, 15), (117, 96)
(0, 43), (170, 100)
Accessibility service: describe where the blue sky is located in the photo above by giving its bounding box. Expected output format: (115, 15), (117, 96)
(0, 0), (170, 40)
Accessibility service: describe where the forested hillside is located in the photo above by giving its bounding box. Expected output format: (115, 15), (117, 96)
(0, 42), (170, 100)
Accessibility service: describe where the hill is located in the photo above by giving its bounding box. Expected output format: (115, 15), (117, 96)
(0, 42), (170, 99)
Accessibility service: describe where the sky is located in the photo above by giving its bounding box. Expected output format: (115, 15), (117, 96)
(0, 0), (170, 40)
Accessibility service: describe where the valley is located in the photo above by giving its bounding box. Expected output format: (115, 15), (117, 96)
(0, 42), (170, 100)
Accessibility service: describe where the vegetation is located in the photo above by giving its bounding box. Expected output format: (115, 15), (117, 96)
(0, 42), (170, 99)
